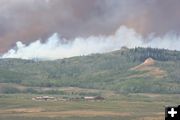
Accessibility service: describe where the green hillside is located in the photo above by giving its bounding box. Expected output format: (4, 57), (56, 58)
(0, 47), (180, 94)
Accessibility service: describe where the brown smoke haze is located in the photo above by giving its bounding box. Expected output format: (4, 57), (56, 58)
(0, 0), (180, 56)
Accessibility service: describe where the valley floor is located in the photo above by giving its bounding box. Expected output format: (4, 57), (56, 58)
(0, 93), (179, 120)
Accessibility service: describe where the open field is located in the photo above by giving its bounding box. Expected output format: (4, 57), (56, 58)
(0, 93), (180, 120)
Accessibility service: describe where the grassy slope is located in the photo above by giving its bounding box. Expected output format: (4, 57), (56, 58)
(0, 47), (180, 93)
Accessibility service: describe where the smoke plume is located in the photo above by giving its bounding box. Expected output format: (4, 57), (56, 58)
(2, 26), (180, 60)
(1, 0), (180, 53)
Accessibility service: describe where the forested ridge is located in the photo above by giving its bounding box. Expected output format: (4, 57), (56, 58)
(0, 47), (180, 94)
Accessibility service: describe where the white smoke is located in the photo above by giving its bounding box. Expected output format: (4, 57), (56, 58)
(1, 26), (180, 60)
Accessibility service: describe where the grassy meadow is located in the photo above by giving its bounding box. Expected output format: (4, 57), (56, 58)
(0, 92), (180, 120)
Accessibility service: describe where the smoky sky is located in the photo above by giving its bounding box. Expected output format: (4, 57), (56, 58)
(0, 0), (180, 53)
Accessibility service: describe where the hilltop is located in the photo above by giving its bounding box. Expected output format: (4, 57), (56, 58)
(0, 47), (180, 94)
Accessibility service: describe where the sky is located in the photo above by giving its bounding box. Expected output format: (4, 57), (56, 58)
(0, 0), (180, 59)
